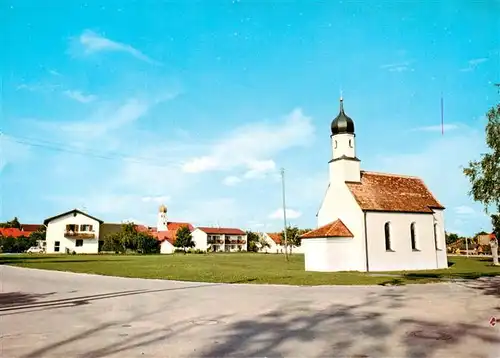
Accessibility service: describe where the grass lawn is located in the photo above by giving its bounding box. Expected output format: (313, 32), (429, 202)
(1, 253), (499, 286)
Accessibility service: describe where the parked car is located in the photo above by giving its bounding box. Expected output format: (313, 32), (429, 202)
(26, 246), (44, 254)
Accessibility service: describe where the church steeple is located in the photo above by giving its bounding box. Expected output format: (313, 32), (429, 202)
(328, 96), (361, 183)
(331, 97), (355, 136)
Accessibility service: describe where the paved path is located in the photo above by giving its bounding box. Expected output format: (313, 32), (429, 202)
(1, 266), (499, 358)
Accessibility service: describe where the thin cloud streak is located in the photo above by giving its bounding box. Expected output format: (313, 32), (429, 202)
(78, 29), (161, 65)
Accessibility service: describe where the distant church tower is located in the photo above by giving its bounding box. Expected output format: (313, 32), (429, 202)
(329, 96), (361, 183)
(157, 204), (168, 232)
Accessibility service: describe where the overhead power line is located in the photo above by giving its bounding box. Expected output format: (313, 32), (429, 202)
(0, 132), (184, 168)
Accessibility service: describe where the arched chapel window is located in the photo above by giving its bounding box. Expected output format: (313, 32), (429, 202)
(384, 222), (392, 251)
(410, 222), (418, 250)
(434, 223), (439, 250)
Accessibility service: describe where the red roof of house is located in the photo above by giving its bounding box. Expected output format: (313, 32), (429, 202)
(300, 219), (354, 239)
(197, 227), (246, 235)
(20, 224), (43, 232)
(345, 171), (444, 213)
(153, 222), (194, 244)
(267, 233), (282, 244)
(0, 228), (31, 238)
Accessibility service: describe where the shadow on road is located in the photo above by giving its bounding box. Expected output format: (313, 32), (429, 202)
(9, 285), (500, 357)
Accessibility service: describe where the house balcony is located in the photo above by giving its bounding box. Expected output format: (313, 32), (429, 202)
(64, 231), (96, 239)
(208, 239), (224, 245)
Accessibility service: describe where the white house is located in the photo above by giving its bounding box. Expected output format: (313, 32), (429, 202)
(301, 97), (448, 272)
(259, 232), (304, 254)
(192, 227), (247, 252)
(44, 209), (103, 254)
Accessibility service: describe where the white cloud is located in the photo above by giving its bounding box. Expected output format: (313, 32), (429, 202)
(411, 123), (459, 132)
(36, 96), (178, 141)
(78, 30), (160, 64)
(49, 69), (62, 76)
(454, 205), (476, 215)
(182, 108), (315, 174)
(460, 58), (488, 72)
(372, 130), (491, 236)
(64, 90), (97, 103)
(16, 83), (61, 92)
(268, 208), (302, 220)
(380, 61), (413, 72)
(243, 159), (276, 179)
(222, 176), (242, 186)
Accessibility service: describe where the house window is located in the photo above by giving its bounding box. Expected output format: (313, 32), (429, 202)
(410, 222), (418, 251)
(80, 224), (93, 232)
(66, 224), (78, 232)
(76, 239), (83, 247)
(54, 241), (60, 252)
(434, 223), (440, 250)
(384, 222), (392, 251)
(334, 140), (337, 149)
(349, 139), (353, 148)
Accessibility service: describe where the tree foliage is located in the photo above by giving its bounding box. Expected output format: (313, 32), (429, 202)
(29, 225), (46, 242)
(174, 226), (195, 251)
(246, 231), (261, 252)
(445, 232), (460, 245)
(0, 236), (37, 253)
(0, 217), (22, 229)
(492, 214), (500, 237)
(463, 102), (500, 214)
(101, 223), (159, 254)
(279, 226), (311, 247)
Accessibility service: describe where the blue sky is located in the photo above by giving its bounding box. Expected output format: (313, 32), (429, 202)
(1, 1), (499, 235)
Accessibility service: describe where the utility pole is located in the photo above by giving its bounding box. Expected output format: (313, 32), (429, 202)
(280, 168), (289, 261)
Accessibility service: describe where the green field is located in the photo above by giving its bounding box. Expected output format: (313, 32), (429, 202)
(1, 253), (499, 286)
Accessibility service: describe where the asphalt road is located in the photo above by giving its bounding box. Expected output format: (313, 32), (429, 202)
(1, 265), (499, 358)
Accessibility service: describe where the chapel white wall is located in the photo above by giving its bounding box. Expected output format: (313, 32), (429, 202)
(366, 211), (447, 271)
(317, 182), (366, 271)
(302, 238), (360, 271)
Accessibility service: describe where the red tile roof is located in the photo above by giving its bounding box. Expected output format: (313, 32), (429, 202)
(197, 227), (246, 235)
(345, 171), (444, 213)
(153, 222), (194, 244)
(0, 228), (31, 238)
(300, 219), (354, 239)
(267, 233), (282, 244)
(20, 224), (43, 232)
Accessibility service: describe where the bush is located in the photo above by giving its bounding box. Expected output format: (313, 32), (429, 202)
(0, 236), (37, 253)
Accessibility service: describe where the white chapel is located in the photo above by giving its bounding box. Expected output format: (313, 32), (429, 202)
(300, 97), (448, 272)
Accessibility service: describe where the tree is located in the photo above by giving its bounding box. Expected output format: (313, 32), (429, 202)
(102, 232), (125, 253)
(280, 226), (311, 248)
(121, 223), (139, 251)
(0, 235), (36, 253)
(174, 226), (194, 252)
(463, 102), (500, 213)
(246, 231), (261, 252)
(445, 232), (460, 245)
(463, 96), (500, 264)
(29, 225), (46, 243)
(0, 217), (22, 229)
(136, 232), (160, 254)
